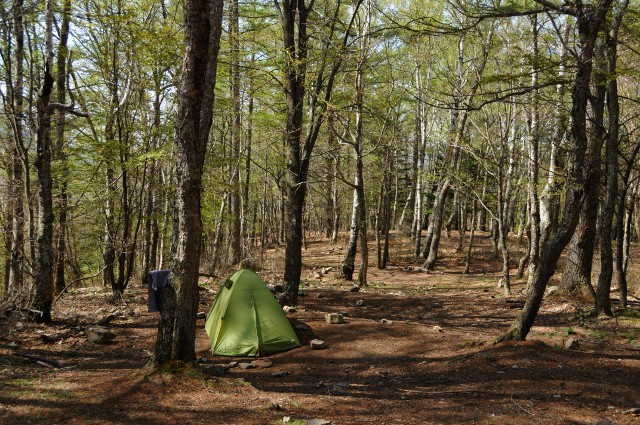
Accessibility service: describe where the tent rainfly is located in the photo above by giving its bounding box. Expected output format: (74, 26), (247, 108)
(205, 269), (301, 357)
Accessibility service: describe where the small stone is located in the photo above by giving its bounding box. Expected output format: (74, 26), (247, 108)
(316, 294), (323, 298)
(355, 299), (365, 307)
(251, 359), (273, 368)
(313, 272), (323, 279)
(283, 416), (291, 423)
(298, 291), (307, 297)
(307, 420), (332, 425)
(325, 313), (344, 324)
(283, 306), (297, 313)
(564, 336), (580, 350)
(227, 361), (238, 369)
(272, 371), (289, 378)
(547, 285), (560, 295)
(381, 319), (392, 324)
(202, 365), (226, 375)
(85, 326), (115, 344)
(196, 311), (206, 320)
(349, 286), (360, 292)
(310, 339), (327, 350)
(321, 267), (332, 275)
(239, 362), (255, 370)
(432, 325), (443, 333)
(198, 356), (209, 363)
(623, 408), (640, 415)
(14, 322), (24, 331)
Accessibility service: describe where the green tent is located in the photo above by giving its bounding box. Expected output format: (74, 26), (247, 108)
(204, 269), (301, 357)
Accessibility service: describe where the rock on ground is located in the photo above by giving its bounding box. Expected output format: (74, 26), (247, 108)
(85, 326), (115, 344)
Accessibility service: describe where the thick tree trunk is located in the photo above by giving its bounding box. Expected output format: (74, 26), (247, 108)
(151, 0), (223, 367)
(53, 0), (71, 295)
(277, 0), (362, 305)
(342, 187), (360, 280)
(596, 0), (627, 317)
(559, 34), (608, 300)
(32, 0), (55, 324)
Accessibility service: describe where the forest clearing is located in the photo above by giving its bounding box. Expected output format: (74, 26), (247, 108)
(3, 0), (640, 423)
(1, 232), (639, 425)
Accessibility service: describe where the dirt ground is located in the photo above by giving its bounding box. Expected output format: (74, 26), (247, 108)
(1, 232), (640, 425)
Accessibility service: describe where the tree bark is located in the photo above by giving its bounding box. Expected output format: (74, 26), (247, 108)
(151, 0), (223, 366)
(526, 14), (541, 287)
(229, 0), (242, 263)
(277, 0), (363, 305)
(53, 0), (72, 295)
(7, 0), (26, 298)
(596, 0), (628, 316)
(559, 32), (608, 300)
(32, 0), (56, 324)
(464, 199), (477, 274)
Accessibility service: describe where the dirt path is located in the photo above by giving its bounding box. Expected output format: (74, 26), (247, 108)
(1, 233), (639, 424)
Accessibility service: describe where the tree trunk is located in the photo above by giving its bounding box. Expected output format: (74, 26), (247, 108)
(500, 0), (613, 342)
(540, 23), (570, 253)
(277, 0), (363, 305)
(596, 0), (627, 317)
(615, 145), (640, 307)
(413, 67), (427, 257)
(242, 63), (254, 254)
(229, 0), (242, 263)
(464, 199), (477, 274)
(151, 0), (223, 367)
(342, 187), (360, 280)
(559, 33), (608, 300)
(7, 0), (26, 298)
(53, 0), (71, 295)
(32, 0), (55, 323)
(618, 184), (636, 307)
(422, 24), (491, 269)
(325, 114), (338, 239)
(526, 14), (541, 287)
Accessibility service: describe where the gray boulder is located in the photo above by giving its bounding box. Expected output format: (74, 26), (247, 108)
(86, 326), (115, 344)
